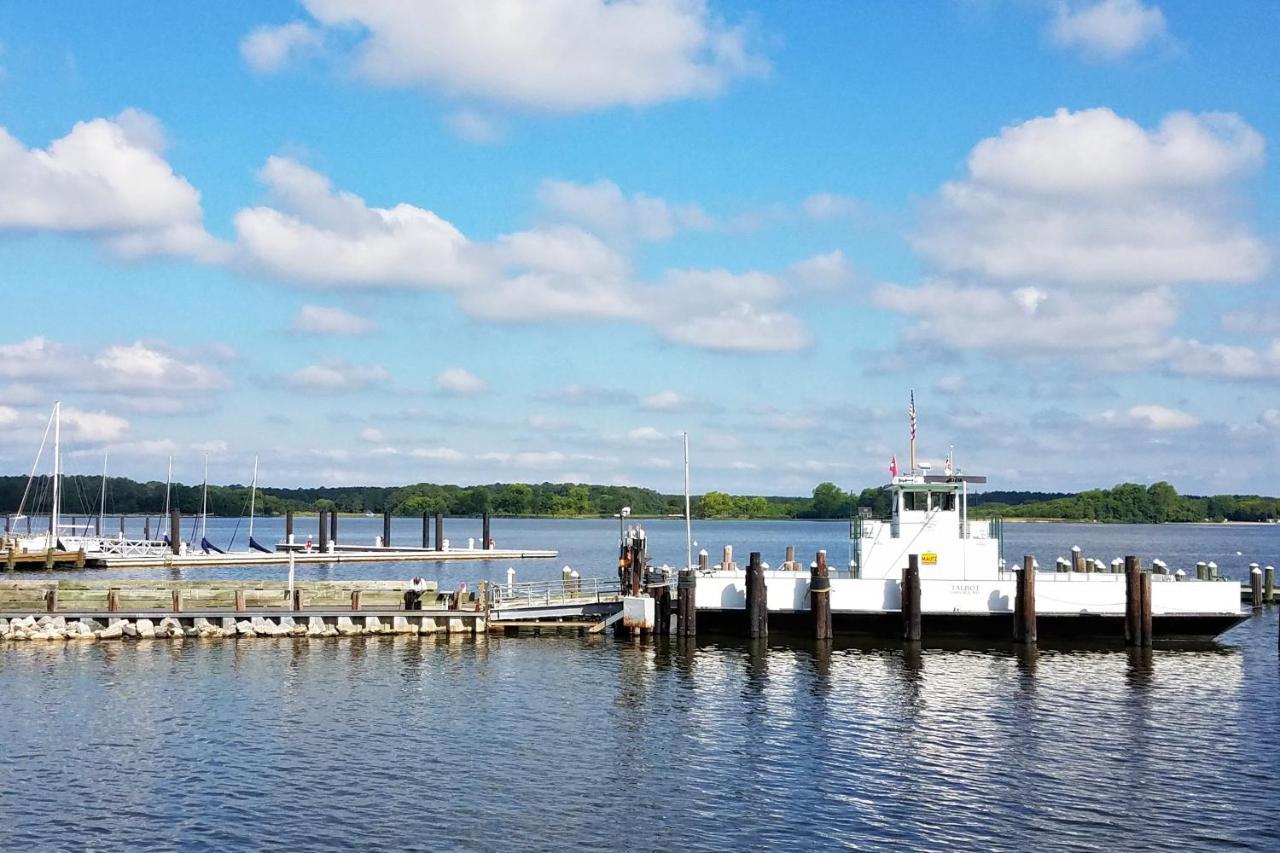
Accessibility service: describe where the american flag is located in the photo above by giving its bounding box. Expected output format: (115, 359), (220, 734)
(908, 391), (916, 441)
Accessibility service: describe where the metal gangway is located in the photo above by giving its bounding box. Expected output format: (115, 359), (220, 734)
(488, 576), (623, 624)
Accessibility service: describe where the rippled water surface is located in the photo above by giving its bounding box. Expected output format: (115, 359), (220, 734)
(3, 520), (1279, 850)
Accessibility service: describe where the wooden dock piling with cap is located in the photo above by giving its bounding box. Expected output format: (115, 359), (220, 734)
(382, 511), (391, 547)
(1266, 565), (1275, 605)
(330, 511), (338, 545)
(745, 551), (767, 639)
(169, 510), (181, 555)
(318, 511), (329, 552)
(421, 512), (430, 548)
(1014, 555), (1036, 644)
(1250, 565), (1263, 608)
(482, 512), (491, 549)
(1140, 571), (1152, 647)
(435, 513), (444, 552)
(811, 550), (832, 640)
(902, 554), (922, 642)
(285, 510), (294, 544)
(1124, 555), (1141, 646)
(677, 567), (696, 637)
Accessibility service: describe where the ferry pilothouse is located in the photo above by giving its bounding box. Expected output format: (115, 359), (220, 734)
(692, 462), (1246, 640)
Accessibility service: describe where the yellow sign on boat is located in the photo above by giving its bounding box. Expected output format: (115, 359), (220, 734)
(922, 552), (938, 565)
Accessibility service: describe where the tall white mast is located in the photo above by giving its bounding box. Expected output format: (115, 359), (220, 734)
(200, 453), (209, 542)
(683, 431), (692, 571)
(98, 450), (109, 535)
(50, 401), (61, 548)
(162, 455), (172, 523)
(248, 455), (259, 544)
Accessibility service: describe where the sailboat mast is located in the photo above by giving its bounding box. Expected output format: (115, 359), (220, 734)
(50, 401), (61, 548)
(248, 455), (259, 542)
(98, 451), (108, 535)
(200, 454), (209, 541)
(683, 431), (692, 571)
(162, 456), (172, 522)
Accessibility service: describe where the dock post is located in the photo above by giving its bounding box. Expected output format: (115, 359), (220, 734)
(382, 511), (391, 548)
(1196, 561), (1207, 581)
(722, 545), (733, 571)
(318, 511), (330, 553)
(1124, 556), (1142, 646)
(1266, 566), (1275, 604)
(902, 555), (922, 642)
(286, 510), (294, 545)
(811, 550), (832, 641)
(1071, 546), (1084, 574)
(5, 547), (14, 572)
(351, 590), (362, 611)
(1250, 565), (1263, 608)
(46, 588), (58, 613)
(785, 545), (796, 570)
(172, 590), (183, 613)
(435, 513), (444, 552)
(482, 512), (491, 549)
(107, 588), (120, 612)
(422, 513), (430, 548)
(330, 510), (338, 546)
(677, 568), (697, 637)
(144, 517), (151, 540)
(1140, 571), (1153, 647)
(44, 548), (54, 570)
(745, 551), (767, 639)
(658, 579), (672, 636)
(75, 548), (86, 569)
(293, 588), (303, 611)
(234, 590), (246, 612)
(1014, 555), (1037, 644)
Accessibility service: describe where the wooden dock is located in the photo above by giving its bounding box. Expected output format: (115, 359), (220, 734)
(91, 545), (556, 569)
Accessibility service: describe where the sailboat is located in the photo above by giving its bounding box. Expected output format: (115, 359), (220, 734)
(198, 454), (224, 554)
(247, 455), (272, 553)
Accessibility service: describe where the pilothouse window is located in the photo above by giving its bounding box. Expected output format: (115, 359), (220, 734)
(932, 492), (956, 512)
(903, 491), (927, 512)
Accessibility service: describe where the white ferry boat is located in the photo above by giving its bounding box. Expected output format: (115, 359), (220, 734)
(692, 469), (1245, 640)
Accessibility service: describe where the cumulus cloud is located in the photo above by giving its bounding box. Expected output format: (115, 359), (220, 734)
(435, 367), (488, 395)
(1221, 303), (1280, 336)
(0, 110), (225, 262)
(0, 336), (229, 394)
(410, 446), (467, 463)
(1048, 0), (1169, 62)
(1095, 404), (1199, 431)
(536, 178), (712, 242)
(915, 109), (1266, 289)
(93, 342), (228, 391)
(240, 21), (324, 73)
(234, 156), (479, 288)
(284, 359), (388, 392)
(1163, 338), (1280, 380)
(61, 407), (130, 443)
(292, 304), (376, 335)
(443, 109), (506, 144)
(359, 427), (384, 443)
(535, 384), (637, 407)
(642, 390), (691, 411)
(247, 0), (767, 112)
(801, 192), (863, 221)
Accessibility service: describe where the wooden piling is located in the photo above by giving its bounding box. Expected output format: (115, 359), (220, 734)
(285, 510), (294, 543)
(658, 582), (672, 636)
(45, 588), (57, 613)
(482, 512), (492, 549)
(677, 568), (697, 637)
(722, 544), (733, 571)
(1124, 556), (1142, 646)
(422, 512), (430, 548)
(1014, 555), (1037, 644)
(75, 548), (86, 569)
(351, 589), (362, 611)
(1140, 571), (1153, 648)
(1072, 546), (1085, 574)
(234, 589), (246, 612)
(698, 551), (709, 573)
(44, 548), (54, 570)
(144, 517), (151, 540)
(811, 550), (832, 641)
(318, 511), (330, 552)
(785, 545), (796, 570)
(902, 555), (922, 642)
(382, 511), (391, 547)
(172, 589), (183, 613)
(107, 588), (120, 612)
(5, 548), (15, 572)
(292, 588), (303, 611)
(1250, 567), (1263, 608)
(1196, 561), (1207, 581)
(745, 551), (767, 639)
(435, 513), (444, 552)
(330, 510), (338, 545)
(1266, 566), (1275, 605)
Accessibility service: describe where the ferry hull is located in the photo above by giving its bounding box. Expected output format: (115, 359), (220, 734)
(692, 608), (1247, 641)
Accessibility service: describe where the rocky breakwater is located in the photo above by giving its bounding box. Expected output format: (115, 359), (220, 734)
(0, 613), (478, 642)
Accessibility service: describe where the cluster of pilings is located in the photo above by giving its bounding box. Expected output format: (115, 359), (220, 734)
(285, 510), (494, 552)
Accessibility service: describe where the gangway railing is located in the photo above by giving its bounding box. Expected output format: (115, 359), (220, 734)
(490, 577), (621, 608)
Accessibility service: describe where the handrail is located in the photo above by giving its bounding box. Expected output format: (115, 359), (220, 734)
(491, 576), (621, 607)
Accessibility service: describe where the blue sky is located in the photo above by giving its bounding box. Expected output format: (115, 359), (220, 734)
(0, 0), (1277, 495)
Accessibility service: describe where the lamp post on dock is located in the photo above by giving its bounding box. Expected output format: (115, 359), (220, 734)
(616, 506), (631, 545)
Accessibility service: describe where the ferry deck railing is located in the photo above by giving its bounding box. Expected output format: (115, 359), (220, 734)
(490, 577), (621, 608)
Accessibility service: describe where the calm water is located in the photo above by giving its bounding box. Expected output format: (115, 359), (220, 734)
(3, 519), (1279, 850)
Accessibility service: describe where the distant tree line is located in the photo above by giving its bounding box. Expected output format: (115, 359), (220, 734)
(1, 475), (1274, 524)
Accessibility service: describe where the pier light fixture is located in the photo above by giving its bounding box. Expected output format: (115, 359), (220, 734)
(616, 506), (631, 544)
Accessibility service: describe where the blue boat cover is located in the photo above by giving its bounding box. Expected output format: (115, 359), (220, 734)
(200, 537), (225, 554)
(249, 536), (272, 554)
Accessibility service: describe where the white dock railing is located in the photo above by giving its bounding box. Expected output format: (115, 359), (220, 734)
(491, 577), (621, 607)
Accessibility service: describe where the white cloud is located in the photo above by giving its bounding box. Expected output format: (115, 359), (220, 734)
(284, 359), (388, 392)
(254, 0), (767, 112)
(0, 337), (83, 380)
(61, 407), (129, 443)
(435, 367), (488, 395)
(0, 405), (19, 428)
(786, 250), (854, 291)
(1048, 1), (1168, 62)
(801, 192), (862, 221)
(478, 450), (567, 468)
(0, 111), (224, 262)
(359, 427), (384, 443)
(234, 156), (479, 288)
(1095, 404), (1199, 431)
(1164, 338), (1280, 380)
(444, 109), (505, 144)
(915, 109), (1267, 289)
(93, 342), (228, 391)
(1221, 304), (1280, 336)
(627, 426), (666, 443)
(536, 178), (711, 242)
(642, 390), (691, 411)
(240, 22), (324, 73)
(292, 305), (376, 335)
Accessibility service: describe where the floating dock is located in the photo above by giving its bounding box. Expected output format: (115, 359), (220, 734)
(91, 545), (556, 569)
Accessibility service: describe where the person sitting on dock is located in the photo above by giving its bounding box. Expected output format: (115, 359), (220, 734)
(404, 576), (428, 610)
